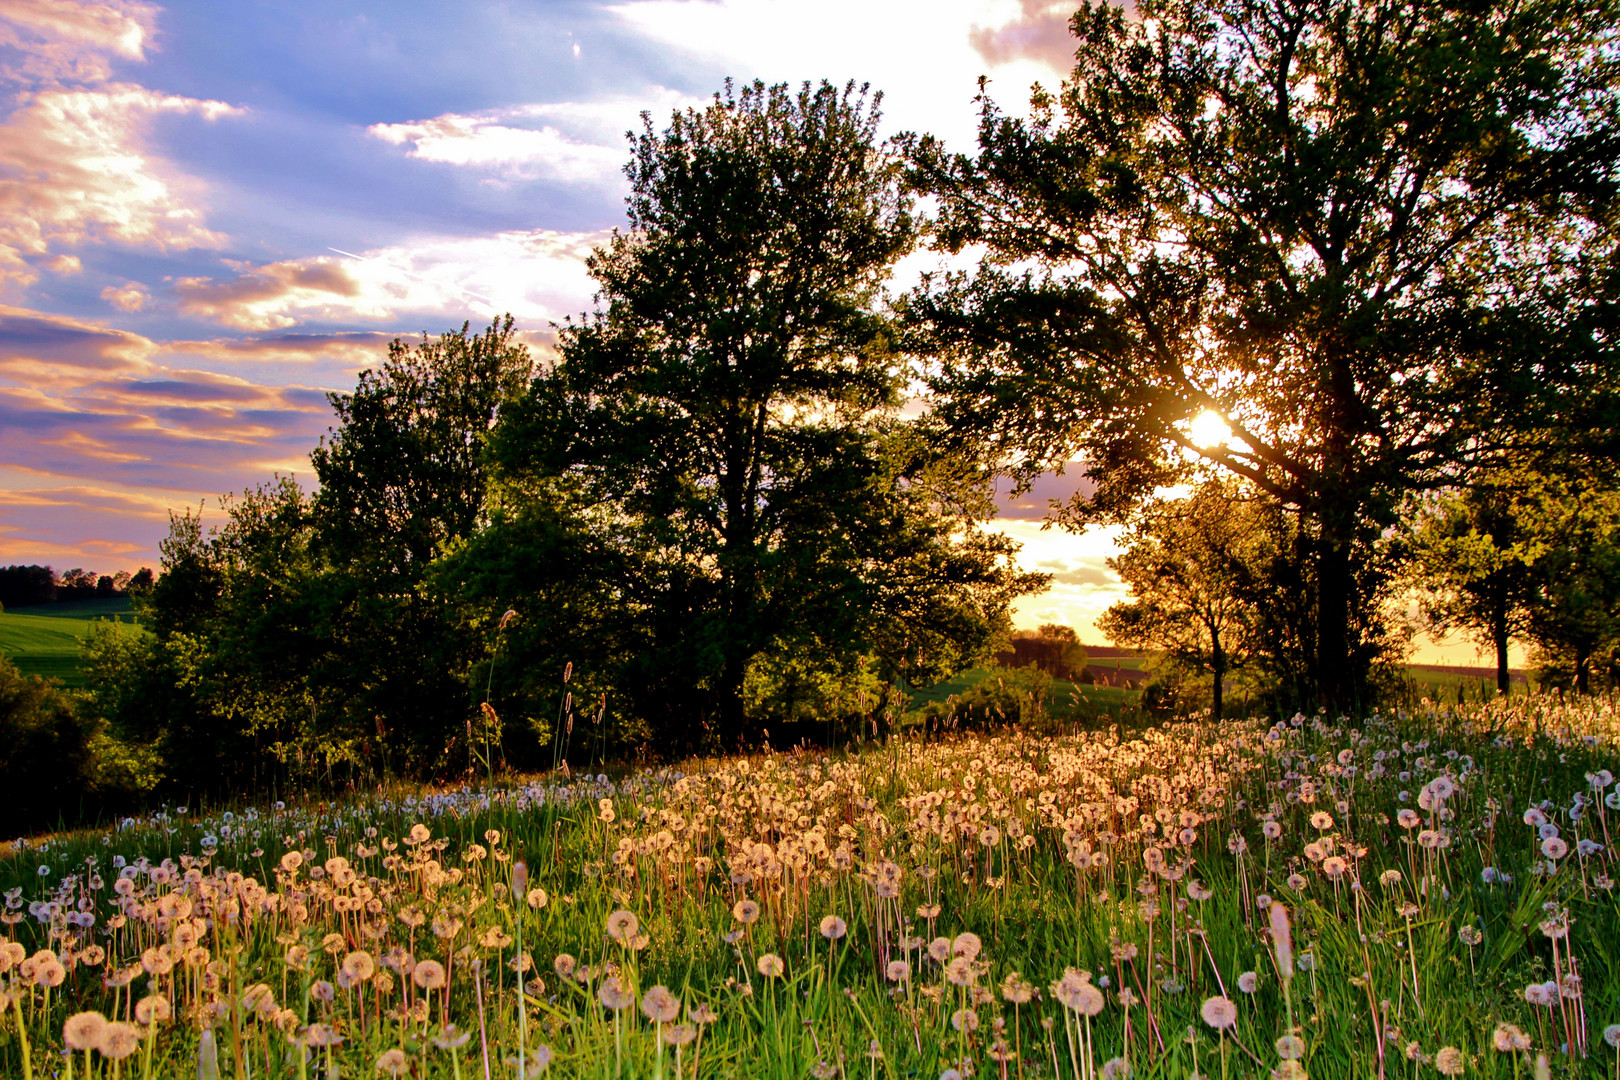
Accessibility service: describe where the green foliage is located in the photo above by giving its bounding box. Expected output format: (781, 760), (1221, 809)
(493, 79), (1040, 750)
(905, 0), (1620, 711)
(906, 664), (1054, 733)
(0, 655), (114, 833)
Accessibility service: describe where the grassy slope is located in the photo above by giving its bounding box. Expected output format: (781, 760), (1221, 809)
(0, 597), (141, 688)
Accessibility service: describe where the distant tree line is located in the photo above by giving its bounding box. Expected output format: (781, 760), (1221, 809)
(0, 565), (152, 609)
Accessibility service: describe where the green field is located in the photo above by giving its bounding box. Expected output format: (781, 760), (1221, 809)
(0, 596), (142, 688)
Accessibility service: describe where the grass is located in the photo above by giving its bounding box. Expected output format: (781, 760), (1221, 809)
(0, 598), (142, 688)
(0, 695), (1616, 1078)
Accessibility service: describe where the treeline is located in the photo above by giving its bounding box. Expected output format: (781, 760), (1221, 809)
(0, 565), (153, 609)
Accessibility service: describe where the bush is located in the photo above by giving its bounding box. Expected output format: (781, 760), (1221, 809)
(908, 666), (1054, 733)
(0, 656), (101, 834)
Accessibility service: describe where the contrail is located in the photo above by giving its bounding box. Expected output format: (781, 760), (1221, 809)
(327, 247), (498, 305)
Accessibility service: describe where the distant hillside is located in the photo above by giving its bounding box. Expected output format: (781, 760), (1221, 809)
(0, 597), (142, 688)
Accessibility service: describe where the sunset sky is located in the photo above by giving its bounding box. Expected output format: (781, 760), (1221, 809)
(0, 0), (1495, 663)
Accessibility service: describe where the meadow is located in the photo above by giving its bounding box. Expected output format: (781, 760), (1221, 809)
(0, 696), (1616, 1080)
(0, 599), (142, 690)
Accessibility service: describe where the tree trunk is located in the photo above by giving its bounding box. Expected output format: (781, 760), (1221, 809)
(1316, 519), (1354, 713)
(1490, 587), (1510, 695)
(1210, 627), (1225, 721)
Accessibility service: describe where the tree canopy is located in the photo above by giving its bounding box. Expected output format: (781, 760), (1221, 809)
(906, 0), (1620, 708)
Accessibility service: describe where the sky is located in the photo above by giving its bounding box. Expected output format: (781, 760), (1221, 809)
(0, 0), (1499, 665)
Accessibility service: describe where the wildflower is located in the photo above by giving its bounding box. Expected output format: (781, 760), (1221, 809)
(951, 1007), (980, 1032)
(944, 956), (975, 987)
(1102, 1057), (1131, 1080)
(605, 909), (639, 942)
(886, 960), (911, 983)
(1237, 971), (1258, 994)
(1201, 996), (1238, 1030)
(1492, 1024), (1530, 1052)
(819, 914), (847, 940)
(1052, 969), (1104, 1016)
(664, 1023), (696, 1047)
(1434, 1046), (1465, 1075)
(1541, 837), (1568, 860)
(757, 954), (785, 978)
(1603, 1024), (1620, 1049)
(598, 976), (633, 1010)
(376, 1048), (410, 1077)
(952, 931), (982, 960)
(1273, 1061), (1309, 1080)
(553, 954), (576, 979)
(1000, 972), (1035, 1004)
(526, 888), (548, 910)
(431, 1025), (473, 1050)
(135, 995), (172, 1025)
(1310, 811), (1333, 830)
(342, 951), (376, 982)
(732, 899), (760, 925)
(64, 1011), (108, 1051)
(1275, 1035), (1306, 1060)
(413, 960), (447, 991)
(1321, 856), (1348, 879)
(641, 985), (680, 1024)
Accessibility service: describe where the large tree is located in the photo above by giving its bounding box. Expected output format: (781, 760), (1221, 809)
(495, 80), (1037, 747)
(907, 0), (1620, 709)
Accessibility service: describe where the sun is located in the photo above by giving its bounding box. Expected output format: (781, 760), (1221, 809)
(1188, 408), (1231, 448)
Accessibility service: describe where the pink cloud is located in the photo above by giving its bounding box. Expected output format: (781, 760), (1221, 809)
(969, 0), (1080, 74)
(100, 279), (149, 310)
(0, 0), (160, 86)
(175, 258), (365, 330)
(0, 84), (241, 283)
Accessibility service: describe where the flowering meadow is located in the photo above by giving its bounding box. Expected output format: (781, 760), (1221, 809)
(1, 697), (1618, 1080)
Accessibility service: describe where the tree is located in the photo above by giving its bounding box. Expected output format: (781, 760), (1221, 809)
(494, 80), (1037, 747)
(312, 317), (532, 576)
(1098, 481), (1266, 718)
(1408, 476), (1541, 694)
(907, 0), (1620, 710)
(307, 317), (532, 770)
(0, 565), (55, 607)
(1522, 476), (1620, 693)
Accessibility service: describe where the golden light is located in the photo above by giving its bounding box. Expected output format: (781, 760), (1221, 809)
(1188, 408), (1231, 448)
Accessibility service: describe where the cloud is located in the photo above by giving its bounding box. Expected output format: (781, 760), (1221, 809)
(0, 0), (243, 287)
(0, 0), (159, 86)
(0, 482), (177, 567)
(369, 112), (624, 184)
(993, 467), (1097, 520)
(0, 304), (156, 373)
(1036, 555), (1118, 588)
(100, 279), (149, 311)
(176, 258), (365, 330)
(968, 0), (1079, 73)
(0, 84), (243, 285)
(173, 230), (607, 330)
(606, 0), (1069, 149)
(0, 305), (334, 505)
